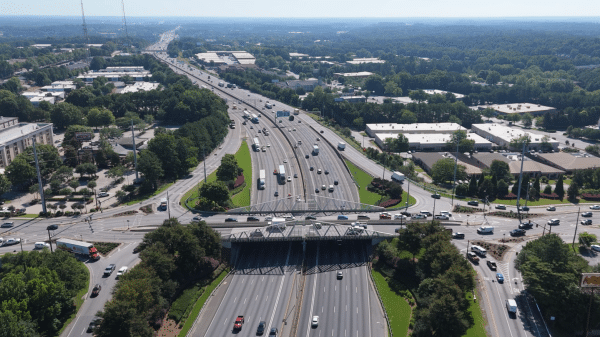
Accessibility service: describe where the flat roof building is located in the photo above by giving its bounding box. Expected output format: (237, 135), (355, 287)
(471, 123), (560, 151)
(0, 117), (54, 168)
(422, 89), (465, 100)
(77, 70), (150, 82)
(333, 71), (373, 78)
(532, 152), (600, 173)
(195, 51), (256, 65)
(471, 152), (564, 178)
(470, 103), (556, 116)
(120, 82), (160, 94)
(375, 132), (492, 152)
(366, 123), (464, 138)
(347, 58), (385, 64)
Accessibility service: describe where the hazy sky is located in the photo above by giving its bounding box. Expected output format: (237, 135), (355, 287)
(1, 0), (599, 18)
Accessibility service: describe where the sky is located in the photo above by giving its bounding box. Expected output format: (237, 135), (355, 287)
(1, 0), (600, 18)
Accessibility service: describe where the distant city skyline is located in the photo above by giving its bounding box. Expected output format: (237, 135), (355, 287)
(1, 0), (600, 18)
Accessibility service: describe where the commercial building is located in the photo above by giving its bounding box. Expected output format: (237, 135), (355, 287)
(77, 68), (151, 82)
(333, 71), (374, 79)
(289, 52), (309, 58)
(22, 91), (64, 106)
(195, 51), (256, 66)
(470, 152), (564, 178)
(471, 123), (559, 151)
(411, 152), (482, 176)
(470, 103), (556, 116)
(120, 82), (160, 94)
(532, 152), (600, 173)
(275, 79), (321, 92)
(40, 81), (76, 93)
(422, 89), (465, 100)
(375, 132), (492, 152)
(0, 117), (54, 168)
(346, 58), (385, 65)
(365, 123), (464, 138)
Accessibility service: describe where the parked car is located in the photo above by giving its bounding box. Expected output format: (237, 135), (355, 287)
(91, 284), (101, 297)
(581, 219), (593, 225)
(582, 212), (593, 217)
(592, 245), (600, 252)
(467, 201), (479, 206)
(495, 204), (506, 210)
(487, 261), (497, 270)
(546, 206), (556, 211)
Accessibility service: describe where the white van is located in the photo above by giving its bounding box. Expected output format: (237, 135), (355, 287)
(471, 245), (487, 257)
(328, 185), (334, 192)
(506, 299), (517, 314)
(477, 226), (494, 234)
(34, 242), (50, 249)
(420, 210), (432, 217)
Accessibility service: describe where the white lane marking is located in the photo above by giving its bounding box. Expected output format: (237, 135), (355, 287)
(267, 243), (292, 333)
(492, 280), (515, 337)
(305, 244), (320, 337)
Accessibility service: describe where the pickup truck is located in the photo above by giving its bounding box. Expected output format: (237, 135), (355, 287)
(233, 316), (245, 330)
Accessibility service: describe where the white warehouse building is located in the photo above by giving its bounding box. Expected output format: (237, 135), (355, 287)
(471, 123), (559, 151)
(365, 123), (465, 138)
(375, 132), (492, 152)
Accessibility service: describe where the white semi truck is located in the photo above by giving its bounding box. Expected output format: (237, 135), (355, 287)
(278, 165), (286, 184)
(56, 238), (100, 260)
(313, 145), (319, 155)
(258, 169), (266, 189)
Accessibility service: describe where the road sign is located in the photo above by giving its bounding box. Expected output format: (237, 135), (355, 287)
(75, 132), (92, 141)
(581, 273), (600, 288)
(276, 110), (290, 118)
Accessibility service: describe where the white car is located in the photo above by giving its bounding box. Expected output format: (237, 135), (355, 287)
(98, 192), (109, 197)
(3, 238), (20, 246)
(434, 214), (449, 220)
(440, 211), (452, 217)
(412, 214), (426, 219)
(116, 266), (128, 278)
(592, 245), (600, 252)
(311, 316), (319, 327)
(287, 176), (292, 182)
(265, 216), (273, 221)
(34, 242), (50, 249)
(591, 205), (600, 210)
(393, 214), (407, 220)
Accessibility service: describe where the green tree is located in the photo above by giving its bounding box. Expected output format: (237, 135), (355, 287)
(137, 150), (163, 190)
(496, 179), (509, 198)
(509, 134), (531, 151)
(147, 133), (181, 180)
(522, 113), (533, 127)
(199, 181), (230, 206)
(75, 163), (97, 178)
(216, 154), (240, 182)
(489, 160), (511, 182)
(468, 175), (478, 196)
(431, 158), (466, 185)
(52, 166), (73, 183)
(50, 103), (85, 129)
(87, 108), (115, 128)
(579, 232), (597, 248)
(68, 179), (80, 192)
(567, 181), (579, 200)
(485, 70), (501, 85)
(408, 89), (429, 103)
(5, 157), (36, 186)
(0, 174), (11, 196)
(554, 175), (565, 200)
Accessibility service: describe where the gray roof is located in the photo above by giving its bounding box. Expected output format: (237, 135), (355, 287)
(535, 152), (600, 171)
(472, 153), (510, 168)
(411, 152), (446, 171)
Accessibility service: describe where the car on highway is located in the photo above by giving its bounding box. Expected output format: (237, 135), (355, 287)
(548, 219), (560, 225)
(1, 222), (14, 228)
(104, 264), (116, 276)
(247, 216), (260, 222)
(192, 216), (203, 221)
(311, 316), (319, 327)
(317, 169), (322, 174)
(305, 154), (310, 158)
(440, 211), (452, 217)
(320, 130), (324, 133)
(510, 229), (526, 236)
(547, 206), (556, 211)
(287, 176), (292, 182)
(582, 219), (593, 225)
(91, 284), (101, 297)
(316, 137), (320, 141)
(394, 213), (408, 220)
(334, 180), (339, 185)
(265, 217), (273, 221)
(434, 214), (449, 220)
(452, 232), (465, 239)
(269, 327), (278, 336)
(495, 204), (506, 210)
(519, 221), (534, 229)
(582, 212), (593, 217)
(315, 188), (319, 193)
(225, 217), (238, 222)
(519, 206), (530, 211)
(283, 159), (287, 163)
(420, 210), (432, 217)
(467, 201), (479, 206)
(250, 126), (253, 129)
(294, 173), (298, 178)
(321, 185), (326, 190)
(431, 193), (441, 199)
(357, 215), (370, 220)
(305, 216), (317, 220)
(487, 261), (497, 270)
(337, 271), (343, 279)
(274, 191), (279, 197)
(412, 214), (426, 219)
(591, 205), (600, 210)
(34, 242), (50, 249)
(47, 224), (58, 230)
(496, 273), (504, 283)
(592, 245), (600, 252)
(337, 215), (348, 220)
(325, 170), (329, 175)
(257, 321), (266, 335)
(310, 166), (314, 171)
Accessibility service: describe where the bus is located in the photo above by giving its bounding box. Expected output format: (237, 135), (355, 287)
(278, 165), (286, 184)
(253, 137), (260, 151)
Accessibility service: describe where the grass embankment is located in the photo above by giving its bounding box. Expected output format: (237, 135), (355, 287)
(123, 182), (175, 206)
(463, 290), (487, 337)
(183, 140), (252, 209)
(57, 265), (90, 335)
(345, 160), (416, 207)
(231, 140), (252, 207)
(372, 269), (412, 337)
(16, 214), (39, 218)
(178, 268), (229, 337)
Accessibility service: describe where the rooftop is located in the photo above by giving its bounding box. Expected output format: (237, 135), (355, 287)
(0, 123), (52, 146)
(120, 82), (160, 94)
(473, 103), (555, 115)
(535, 152), (600, 171)
(422, 89), (465, 99)
(334, 71), (373, 77)
(367, 123), (465, 134)
(471, 123), (560, 145)
(402, 132), (492, 145)
(347, 58), (385, 64)
(289, 52), (309, 57)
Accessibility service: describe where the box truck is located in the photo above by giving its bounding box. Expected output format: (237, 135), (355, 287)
(391, 171), (405, 182)
(56, 238), (100, 260)
(338, 142), (346, 150)
(258, 170), (265, 189)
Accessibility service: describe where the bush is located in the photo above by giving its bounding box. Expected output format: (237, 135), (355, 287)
(59, 188), (73, 195)
(581, 193), (600, 200)
(540, 192), (560, 199)
(379, 199), (401, 208)
(93, 242), (120, 255)
(168, 283), (204, 323)
(55, 211), (63, 217)
(122, 184), (136, 192)
(233, 174), (245, 189)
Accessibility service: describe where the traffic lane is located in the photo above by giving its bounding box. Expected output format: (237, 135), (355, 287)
(65, 242), (140, 337)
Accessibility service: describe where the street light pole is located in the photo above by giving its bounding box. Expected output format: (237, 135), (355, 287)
(127, 220), (130, 231)
(451, 136), (460, 206)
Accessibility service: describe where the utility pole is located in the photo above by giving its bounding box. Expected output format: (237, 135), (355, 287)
(47, 229), (53, 252)
(203, 147), (207, 183)
(131, 120), (139, 180)
(573, 207), (581, 249)
(32, 138), (47, 214)
(405, 178), (411, 210)
(515, 141), (527, 222)
(167, 191), (171, 219)
(451, 133), (460, 206)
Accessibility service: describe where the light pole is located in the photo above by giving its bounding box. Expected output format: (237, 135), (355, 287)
(127, 220), (130, 230)
(432, 195), (437, 220)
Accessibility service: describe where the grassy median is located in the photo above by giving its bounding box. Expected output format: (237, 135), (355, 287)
(231, 140), (252, 207)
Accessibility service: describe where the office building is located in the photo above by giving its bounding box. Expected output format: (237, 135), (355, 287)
(0, 117), (54, 168)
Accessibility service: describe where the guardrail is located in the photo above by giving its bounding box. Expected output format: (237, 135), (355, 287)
(368, 263), (393, 337)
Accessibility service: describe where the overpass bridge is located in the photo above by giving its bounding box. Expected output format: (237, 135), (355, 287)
(226, 195), (390, 215)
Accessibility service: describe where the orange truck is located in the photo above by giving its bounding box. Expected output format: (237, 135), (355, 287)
(233, 316), (244, 330)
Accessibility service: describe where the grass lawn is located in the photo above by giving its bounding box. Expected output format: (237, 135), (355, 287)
(463, 290), (487, 337)
(231, 140), (252, 207)
(16, 214), (39, 218)
(372, 269), (412, 337)
(123, 182), (175, 206)
(178, 268), (229, 337)
(57, 265), (90, 335)
(345, 160), (416, 207)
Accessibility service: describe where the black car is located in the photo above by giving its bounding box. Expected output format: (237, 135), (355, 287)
(431, 194), (441, 199)
(467, 201), (479, 206)
(257, 321), (266, 335)
(452, 232), (465, 239)
(225, 217), (238, 222)
(91, 284), (101, 297)
(310, 166), (314, 171)
(519, 206), (530, 212)
(247, 216), (260, 222)
(87, 318), (102, 333)
(315, 188), (319, 193)
(305, 216), (317, 220)
(324, 170), (329, 175)
(487, 261), (497, 271)
(269, 327), (278, 336)
(582, 212), (593, 217)
(510, 229), (526, 236)
(401, 211), (411, 217)
(334, 180), (339, 185)
(519, 222), (534, 229)
(305, 154), (309, 159)
(357, 215), (370, 220)
(47, 224), (58, 230)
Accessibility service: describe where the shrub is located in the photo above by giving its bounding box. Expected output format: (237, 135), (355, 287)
(581, 193), (600, 201)
(540, 192), (560, 199)
(59, 188), (73, 195)
(168, 283), (204, 323)
(500, 193), (517, 199)
(379, 199), (401, 208)
(233, 174), (245, 189)
(55, 211), (63, 217)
